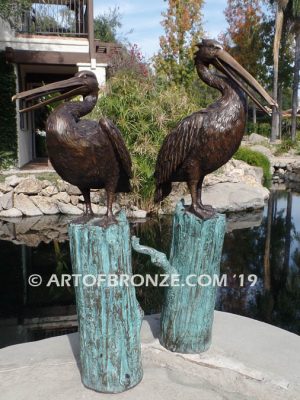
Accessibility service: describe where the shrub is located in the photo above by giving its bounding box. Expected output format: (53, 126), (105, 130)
(234, 146), (271, 184)
(274, 138), (299, 156)
(0, 52), (17, 156)
(0, 151), (17, 170)
(91, 72), (200, 208)
(247, 122), (271, 137)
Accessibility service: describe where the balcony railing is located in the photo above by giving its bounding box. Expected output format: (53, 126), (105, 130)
(15, 0), (88, 37)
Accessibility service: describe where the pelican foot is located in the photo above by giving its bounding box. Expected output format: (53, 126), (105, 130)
(198, 202), (214, 212)
(187, 204), (216, 220)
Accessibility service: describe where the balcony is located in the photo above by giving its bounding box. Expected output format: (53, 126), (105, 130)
(15, 0), (88, 37)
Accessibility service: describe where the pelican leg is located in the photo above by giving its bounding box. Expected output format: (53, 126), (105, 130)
(81, 189), (94, 215)
(197, 177), (215, 212)
(187, 180), (213, 220)
(105, 190), (117, 224)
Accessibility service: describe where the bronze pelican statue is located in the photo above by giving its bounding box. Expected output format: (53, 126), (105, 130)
(154, 39), (277, 220)
(12, 71), (132, 220)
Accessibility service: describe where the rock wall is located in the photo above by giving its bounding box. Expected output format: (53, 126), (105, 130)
(0, 175), (147, 219)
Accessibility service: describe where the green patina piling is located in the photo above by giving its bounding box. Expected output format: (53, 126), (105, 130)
(68, 211), (143, 393)
(132, 200), (226, 353)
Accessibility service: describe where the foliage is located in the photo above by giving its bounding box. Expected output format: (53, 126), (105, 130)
(107, 44), (149, 79)
(94, 7), (121, 42)
(0, 52), (17, 158)
(153, 0), (204, 86)
(234, 146), (271, 183)
(274, 137), (300, 154)
(0, 0), (31, 28)
(0, 151), (16, 170)
(90, 72), (202, 208)
(247, 122), (272, 137)
(222, 0), (263, 77)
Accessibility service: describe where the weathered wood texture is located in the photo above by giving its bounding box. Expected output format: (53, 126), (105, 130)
(133, 201), (226, 354)
(69, 211), (143, 393)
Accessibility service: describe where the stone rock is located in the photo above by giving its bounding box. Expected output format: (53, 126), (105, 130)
(126, 209), (147, 218)
(70, 195), (79, 206)
(14, 193), (43, 217)
(163, 182), (269, 214)
(52, 192), (71, 204)
(57, 202), (83, 215)
(31, 196), (59, 215)
(248, 133), (269, 144)
(1, 312), (300, 400)
(203, 159), (264, 187)
(66, 184), (81, 195)
(78, 193), (100, 203)
(57, 180), (67, 192)
(14, 178), (43, 195)
(41, 185), (58, 196)
(0, 208), (22, 218)
(250, 145), (274, 161)
(0, 183), (13, 193)
(5, 175), (23, 187)
(40, 180), (53, 189)
(0, 191), (13, 210)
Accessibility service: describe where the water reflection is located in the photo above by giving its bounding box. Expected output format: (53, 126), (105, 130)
(0, 190), (299, 348)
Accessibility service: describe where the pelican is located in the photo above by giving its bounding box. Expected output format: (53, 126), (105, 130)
(154, 39), (277, 220)
(13, 71), (132, 220)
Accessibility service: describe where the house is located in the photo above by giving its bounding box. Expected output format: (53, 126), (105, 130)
(0, 0), (121, 168)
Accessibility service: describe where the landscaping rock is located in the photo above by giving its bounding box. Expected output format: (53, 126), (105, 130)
(31, 196), (59, 215)
(66, 184), (81, 195)
(248, 133), (269, 144)
(5, 175), (23, 187)
(0, 183), (13, 193)
(163, 182), (269, 214)
(14, 194), (43, 217)
(52, 192), (71, 204)
(40, 180), (53, 189)
(0, 191), (13, 210)
(126, 209), (147, 218)
(57, 180), (67, 192)
(0, 208), (22, 218)
(41, 185), (58, 196)
(70, 195), (79, 206)
(14, 178), (43, 195)
(57, 202), (83, 215)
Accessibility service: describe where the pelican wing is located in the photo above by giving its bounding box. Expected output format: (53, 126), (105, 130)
(155, 112), (203, 184)
(99, 118), (133, 178)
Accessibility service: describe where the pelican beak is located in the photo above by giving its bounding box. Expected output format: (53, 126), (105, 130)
(213, 49), (277, 116)
(12, 76), (87, 113)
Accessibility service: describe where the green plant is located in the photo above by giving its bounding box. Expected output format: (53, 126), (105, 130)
(234, 146), (271, 183)
(90, 71), (201, 208)
(0, 151), (17, 171)
(274, 138), (298, 155)
(247, 122), (271, 137)
(0, 52), (17, 157)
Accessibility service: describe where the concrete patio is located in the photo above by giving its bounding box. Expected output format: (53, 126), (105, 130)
(0, 312), (299, 400)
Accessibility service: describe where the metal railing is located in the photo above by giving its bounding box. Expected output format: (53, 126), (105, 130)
(15, 0), (88, 37)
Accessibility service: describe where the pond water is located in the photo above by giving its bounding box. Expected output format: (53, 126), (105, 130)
(0, 189), (299, 348)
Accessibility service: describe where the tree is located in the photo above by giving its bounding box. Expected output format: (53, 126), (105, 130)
(270, 0), (289, 142)
(222, 0), (264, 125)
(0, 0), (31, 29)
(94, 7), (121, 43)
(259, 7), (293, 138)
(287, 1), (300, 141)
(153, 0), (204, 86)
